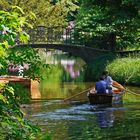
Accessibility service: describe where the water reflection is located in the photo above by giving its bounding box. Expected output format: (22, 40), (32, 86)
(25, 101), (122, 123)
(96, 111), (114, 128)
(39, 49), (85, 80)
(61, 60), (80, 79)
(37, 49), (89, 100)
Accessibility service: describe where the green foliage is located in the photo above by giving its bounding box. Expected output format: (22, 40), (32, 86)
(0, 7), (50, 140)
(0, 0), (78, 27)
(85, 54), (140, 85)
(39, 132), (52, 140)
(107, 57), (140, 85)
(0, 83), (40, 140)
(75, 0), (140, 50)
(0, 44), (47, 81)
(8, 83), (31, 104)
(8, 47), (45, 80)
(0, 6), (32, 58)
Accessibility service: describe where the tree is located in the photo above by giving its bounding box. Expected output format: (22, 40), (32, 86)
(0, 6), (46, 80)
(0, 7), (43, 139)
(75, 0), (140, 50)
(0, 0), (78, 27)
(0, 6), (31, 57)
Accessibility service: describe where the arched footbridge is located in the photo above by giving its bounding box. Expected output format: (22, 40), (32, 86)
(16, 43), (112, 62)
(15, 26), (140, 62)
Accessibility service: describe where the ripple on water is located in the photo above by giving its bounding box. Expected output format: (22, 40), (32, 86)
(31, 104), (91, 120)
(32, 112), (86, 120)
(31, 103), (126, 121)
(31, 104), (92, 121)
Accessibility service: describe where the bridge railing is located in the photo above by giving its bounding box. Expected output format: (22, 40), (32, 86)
(26, 26), (86, 45)
(3, 25), (135, 52)
(19, 26), (119, 51)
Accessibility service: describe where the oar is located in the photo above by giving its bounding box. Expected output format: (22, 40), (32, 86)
(112, 81), (140, 96)
(123, 88), (140, 97)
(63, 87), (94, 102)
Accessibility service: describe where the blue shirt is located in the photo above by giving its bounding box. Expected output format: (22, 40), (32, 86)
(95, 80), (107, 94)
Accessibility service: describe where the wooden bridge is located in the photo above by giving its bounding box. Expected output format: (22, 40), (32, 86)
(15, 26), (140, 62)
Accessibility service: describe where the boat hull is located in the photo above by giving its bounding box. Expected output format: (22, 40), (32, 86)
(88, 91), (123, 105)
(88, 94), (113, 105)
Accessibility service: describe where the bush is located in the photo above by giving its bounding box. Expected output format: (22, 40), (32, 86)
(0, 83), (40, 140)
(107, 57), (140, 85)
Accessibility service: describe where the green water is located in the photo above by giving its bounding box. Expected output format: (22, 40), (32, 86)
(23, 99), (140, 140)
(23, 49), (140, 140)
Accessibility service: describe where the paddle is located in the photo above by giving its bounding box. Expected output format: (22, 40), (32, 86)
(63, 87), (93, 102)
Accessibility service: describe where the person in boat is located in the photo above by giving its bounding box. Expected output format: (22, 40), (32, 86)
(102, 71), (113, 94)
(95, 77), (107, 94)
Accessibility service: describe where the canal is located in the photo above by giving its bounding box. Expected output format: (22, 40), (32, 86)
(22, 49), (140, 140)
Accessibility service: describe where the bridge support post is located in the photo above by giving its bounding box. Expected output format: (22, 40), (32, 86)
(109, 32), (116, 51)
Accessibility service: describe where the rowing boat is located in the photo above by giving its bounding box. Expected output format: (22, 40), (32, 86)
(87, 89), (124, 105)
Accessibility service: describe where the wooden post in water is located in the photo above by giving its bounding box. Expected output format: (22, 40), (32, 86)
(30, 79), (41, 99)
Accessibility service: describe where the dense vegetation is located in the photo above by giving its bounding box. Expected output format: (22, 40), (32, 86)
(0, 7), (50, 140)
(107, 57), (140, 85)
(0, 83), (40, 140)
(75, 0), (140, 50)
(84, 54), (140, 86)
(75, 0), (140, 85)
(0, 0), (78, 26)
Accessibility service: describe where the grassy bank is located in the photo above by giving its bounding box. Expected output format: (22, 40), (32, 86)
(107, 57), (140, 86)
(86, 55), (140, 86)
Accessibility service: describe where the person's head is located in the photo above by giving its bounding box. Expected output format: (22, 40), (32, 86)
(102, 71), (109, 78)
(102, 71), (109, 76)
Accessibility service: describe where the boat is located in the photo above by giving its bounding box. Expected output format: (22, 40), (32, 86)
(87, 89), (124, 105)
(87, 81), (125, 105)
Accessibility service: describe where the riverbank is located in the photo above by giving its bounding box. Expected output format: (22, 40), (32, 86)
(107, 57), (140, 86)
(86, 55), (140, 86)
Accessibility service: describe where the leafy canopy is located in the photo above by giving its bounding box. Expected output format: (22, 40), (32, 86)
(75, 0), (140, 50)
(0, 0), (79, 26)
(0, 6), (44, 140)
(0, 6), (33, 57)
